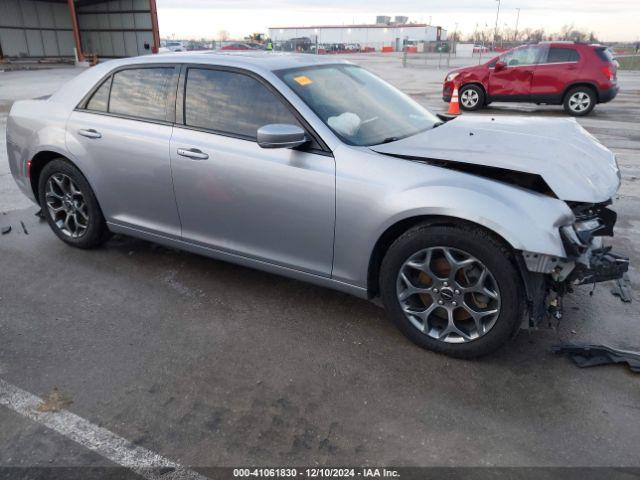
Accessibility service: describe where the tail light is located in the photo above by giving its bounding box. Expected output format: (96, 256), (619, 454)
(601, 65), (615, 82)
(27, 159), (32, 178)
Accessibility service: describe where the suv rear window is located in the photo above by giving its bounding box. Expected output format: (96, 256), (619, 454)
(546, 48), (580, 63)
(595, 47), (615, 62)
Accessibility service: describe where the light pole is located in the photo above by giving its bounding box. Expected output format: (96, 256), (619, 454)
(493, 0), (501, 49)
(514, 8), (521, 42)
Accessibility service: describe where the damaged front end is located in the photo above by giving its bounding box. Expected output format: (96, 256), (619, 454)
(520, 200), (630, 327)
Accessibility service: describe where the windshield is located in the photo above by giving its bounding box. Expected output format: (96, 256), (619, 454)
(277, 64), (441, 146)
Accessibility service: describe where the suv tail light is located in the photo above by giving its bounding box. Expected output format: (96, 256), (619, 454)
(601, 65), (615, 82)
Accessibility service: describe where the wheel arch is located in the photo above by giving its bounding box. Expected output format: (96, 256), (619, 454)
(562, 82), (599, 103)
(29, 150), (93, 204)
(29, 150), (62, 201)
(366, 215), (516, 298)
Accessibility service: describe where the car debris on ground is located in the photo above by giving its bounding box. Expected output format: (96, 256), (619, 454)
(552, 343), (640, 373)
(612, 275), (633, 303)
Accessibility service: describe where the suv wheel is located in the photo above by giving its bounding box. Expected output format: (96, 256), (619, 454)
(38, 158), (111, 249)
(459, 85), (485, 111)
(380, 224), (524, 358)
(564, 86), (596, 116)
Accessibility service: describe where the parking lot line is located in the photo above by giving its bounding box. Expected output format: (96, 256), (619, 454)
(0, 378), (208, 480)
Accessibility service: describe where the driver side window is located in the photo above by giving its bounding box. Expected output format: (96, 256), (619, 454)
(500, 47), (540, 66)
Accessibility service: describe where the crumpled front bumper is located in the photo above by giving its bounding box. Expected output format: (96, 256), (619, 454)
(569, 247), (629, 285)
(522, 202), (630, 287)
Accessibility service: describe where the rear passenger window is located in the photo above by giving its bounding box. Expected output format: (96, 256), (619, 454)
(109, 68), (174, 121)
(184, 68), (300, 139)
(86, 77), (112, 112)
(595, 47), (615, 62)
(546, 48), (580, 63)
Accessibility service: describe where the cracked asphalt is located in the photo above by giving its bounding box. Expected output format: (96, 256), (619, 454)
(1, 56), (639, 474)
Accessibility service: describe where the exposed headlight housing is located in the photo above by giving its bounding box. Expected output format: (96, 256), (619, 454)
(445, 72), (460, 82)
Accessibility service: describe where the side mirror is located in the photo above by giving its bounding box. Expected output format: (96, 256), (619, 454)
(257, 124), (308, 149)
(494, 60), (507, 72)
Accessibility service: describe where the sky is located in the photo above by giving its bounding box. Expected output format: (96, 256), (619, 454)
(156, 0), (640, 42)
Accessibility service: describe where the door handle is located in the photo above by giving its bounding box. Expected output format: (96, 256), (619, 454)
(177, 148), (209, 160)
(78, 128), (102, 139)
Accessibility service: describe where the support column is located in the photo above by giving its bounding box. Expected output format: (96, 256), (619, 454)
(67, 0), (84, 62)
(149, 0), (161, 53)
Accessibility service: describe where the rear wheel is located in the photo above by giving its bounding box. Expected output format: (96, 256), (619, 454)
(38, 158), (110, 248)
(459, 84), (485, 111)
(380, 224), (524, 358)
(563, 86), (596, 116)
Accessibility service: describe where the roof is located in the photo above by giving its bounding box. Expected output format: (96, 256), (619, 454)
(50, 51), (352, 108)
(101, 51), (351, 73)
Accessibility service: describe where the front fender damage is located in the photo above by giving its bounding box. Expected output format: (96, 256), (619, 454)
(518, 201), (630, 328)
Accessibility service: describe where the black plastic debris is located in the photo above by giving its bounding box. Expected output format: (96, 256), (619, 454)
(612, 275), (632, 303)
(552, 343), (640, 373)
(1, 226), (10, 235)
(20, 221), (28, 235)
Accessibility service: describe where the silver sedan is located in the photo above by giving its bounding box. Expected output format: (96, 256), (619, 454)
(7, 52), (629, 358)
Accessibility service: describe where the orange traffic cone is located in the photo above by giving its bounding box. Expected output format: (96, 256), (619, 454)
(447, 83), (461, 115)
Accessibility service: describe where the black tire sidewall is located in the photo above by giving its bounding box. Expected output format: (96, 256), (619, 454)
(38, 158), (109, 249)
(380, 225), (524, 358)
(459, 85), (485, 111)
(563, 86), (596, 116)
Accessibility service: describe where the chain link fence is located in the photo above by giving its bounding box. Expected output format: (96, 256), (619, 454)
(616, 54), (640, 70)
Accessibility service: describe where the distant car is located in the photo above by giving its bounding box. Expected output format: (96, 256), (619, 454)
(164, 41), (185, 52)
(443, 42), (618, 116)
(7, 53), (628, 358)
(473, 44), (489, 53)
(220, 43), (253, 51)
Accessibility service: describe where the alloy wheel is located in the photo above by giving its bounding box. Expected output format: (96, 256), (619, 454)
(460, 89), (480, 108)
(396, 246), (501, 343)
(568, 91), (591, 113)
(45, 173), (89, 238)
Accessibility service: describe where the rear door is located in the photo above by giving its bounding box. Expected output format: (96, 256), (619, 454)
(169, 66), (335, 276)
(66, 65), (181, 237)
(531, 46), (582, 103)
(488, 46), (542, 101)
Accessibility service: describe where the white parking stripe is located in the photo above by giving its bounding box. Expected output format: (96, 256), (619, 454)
(0, 378), (208, 480)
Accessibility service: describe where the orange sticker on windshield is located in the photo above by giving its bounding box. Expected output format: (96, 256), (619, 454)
(293, 75), (313, 86)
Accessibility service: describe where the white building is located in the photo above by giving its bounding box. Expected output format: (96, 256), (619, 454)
(268, 23), (447, 51)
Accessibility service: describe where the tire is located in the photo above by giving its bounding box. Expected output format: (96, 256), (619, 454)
(380, 223), (524, 359)
(459, 84), (485, 111)
(563, 86), (596, 116)
(38, 158), (110, 249)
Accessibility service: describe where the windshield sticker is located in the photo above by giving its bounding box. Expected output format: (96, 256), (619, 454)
(293, 75), (313, 86)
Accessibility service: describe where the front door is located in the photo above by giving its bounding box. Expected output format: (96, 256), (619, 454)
(488, 46), (542, 101)
(66, 66), (181, 237)
(170, 67), (335, 276)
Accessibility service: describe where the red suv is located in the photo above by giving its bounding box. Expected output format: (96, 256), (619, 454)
(443, 42), (618, 116)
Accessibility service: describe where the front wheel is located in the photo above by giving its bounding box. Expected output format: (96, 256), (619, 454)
(38, 158), (110, 249)
(380, 224), (524, 358)
(459, 85), (485, 111)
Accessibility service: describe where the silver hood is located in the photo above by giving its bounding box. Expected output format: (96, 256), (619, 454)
(371, 115), (620, 203)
